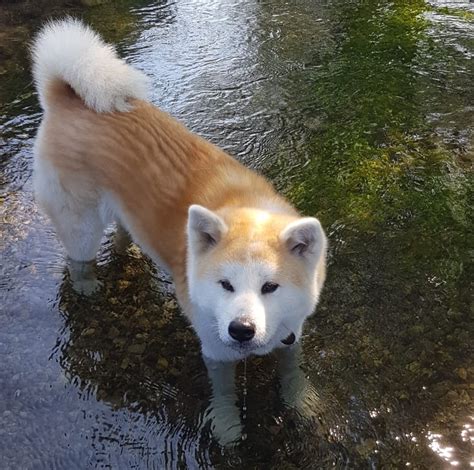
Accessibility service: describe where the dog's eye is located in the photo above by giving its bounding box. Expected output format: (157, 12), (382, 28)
(219, 280), (234, 292)
(261, 282), (279, 294)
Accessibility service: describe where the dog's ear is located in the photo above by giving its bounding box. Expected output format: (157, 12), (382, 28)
(280, 217), (326, 262)
(187, 205), (228, 253)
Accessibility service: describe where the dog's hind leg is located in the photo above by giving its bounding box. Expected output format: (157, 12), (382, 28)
(68, 258), (102, 296)
(52, 204), (105, 295)
(34, 160), (105, 295)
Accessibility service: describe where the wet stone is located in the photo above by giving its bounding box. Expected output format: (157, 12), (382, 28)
(356, 439), (377, 458)
(118, 280), (131, 290)
(163, 299), (178, 311)
(127, 343), (146, 355)
(407, 362), (421, 372)
(157, 357), (169, 369)
(456, 368), (467, 381)
(113, 337), (127, 347)
(120, 358), (129, 369)
(82, 328), (96, 337)
(108, 326), (120, 338)
(446, 390), (458, 400)
(459, 390), (470, 403)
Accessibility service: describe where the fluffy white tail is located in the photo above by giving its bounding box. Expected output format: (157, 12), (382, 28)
(31, 18), (149, 112)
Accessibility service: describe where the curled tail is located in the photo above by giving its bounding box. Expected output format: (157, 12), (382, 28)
(31, 18), (149, 112)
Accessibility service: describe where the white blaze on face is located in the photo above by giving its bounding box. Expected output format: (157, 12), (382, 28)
(195, 259), (317, 354)
(214, 260), (271, 345)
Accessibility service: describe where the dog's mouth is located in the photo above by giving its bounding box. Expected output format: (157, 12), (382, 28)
(223, 330), (297, 355)
(281, 332), (296, 345)
(229, 342), (254, 352)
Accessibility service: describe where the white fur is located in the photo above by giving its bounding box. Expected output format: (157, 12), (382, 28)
(190, 259), (318, 362)
(280, 217), (326, 261)
(31, 18), (149, 112)
(187, 206), (325, 361)
(187, 205), (228, 252)
(34, 140), (167, 271)
(33, 131), (109, 262)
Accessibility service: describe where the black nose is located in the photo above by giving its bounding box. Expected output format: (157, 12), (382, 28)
(228, 319), (255, 342)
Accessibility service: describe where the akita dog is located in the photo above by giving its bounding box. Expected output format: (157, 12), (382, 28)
(32, 19), (327, 444)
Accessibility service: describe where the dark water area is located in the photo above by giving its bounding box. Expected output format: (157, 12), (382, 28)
(1, 0), (472, 468)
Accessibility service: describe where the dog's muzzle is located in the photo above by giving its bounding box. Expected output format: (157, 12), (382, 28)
(281, 332), (296, 345)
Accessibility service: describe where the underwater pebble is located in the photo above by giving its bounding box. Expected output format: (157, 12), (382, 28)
(108, 326), (120, 338)
(459, 390), (470, 403)
(120, 358), (129, 369)
(157, 358), (169, 369)
(138, 318), (151, 329)
(155, 319), (169, 329)
(446, 390), (458, 400)
(356, 438), (377, 457)
(407, 362), (420, 372)
(163, 300), (177, 311)
(127, 343), (146, 355)
(118, 280), (131, 290)
(169, 368), (180, 377)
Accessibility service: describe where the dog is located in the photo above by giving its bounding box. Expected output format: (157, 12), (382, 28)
(31, 19), (327, 444)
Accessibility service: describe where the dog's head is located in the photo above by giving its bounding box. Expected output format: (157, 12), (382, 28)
(186, 205), (327, 362)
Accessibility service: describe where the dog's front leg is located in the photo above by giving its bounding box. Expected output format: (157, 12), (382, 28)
(203, 357), (243, 446)
(276, 343), (320, 419)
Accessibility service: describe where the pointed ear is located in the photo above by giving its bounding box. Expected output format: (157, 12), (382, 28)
(280, 217), (326, 262)
(187, 205), (227, 254)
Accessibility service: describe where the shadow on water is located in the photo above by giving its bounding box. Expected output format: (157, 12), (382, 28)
(0, 0), (472, 468)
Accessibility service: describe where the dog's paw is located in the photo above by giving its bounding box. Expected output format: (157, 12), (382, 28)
(204, 398), (243, 447)
(72, 278), (103, 296)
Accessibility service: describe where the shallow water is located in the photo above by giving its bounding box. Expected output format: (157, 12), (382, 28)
(1, 0), (472, 468)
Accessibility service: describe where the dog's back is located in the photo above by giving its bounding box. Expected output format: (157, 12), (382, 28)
(31, 19), (294, 302)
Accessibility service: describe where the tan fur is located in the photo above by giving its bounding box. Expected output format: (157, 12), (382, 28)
(37, 80), (321, 317)
(196, 208), (312, 287)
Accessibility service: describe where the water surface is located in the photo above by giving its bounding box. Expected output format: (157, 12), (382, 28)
(1, 0), (472, 468)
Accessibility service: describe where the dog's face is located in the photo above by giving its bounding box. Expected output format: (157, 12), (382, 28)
(187, 205), (327, 362)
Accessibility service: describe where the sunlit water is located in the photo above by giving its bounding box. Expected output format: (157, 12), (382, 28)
(1, 0), (472, 468)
